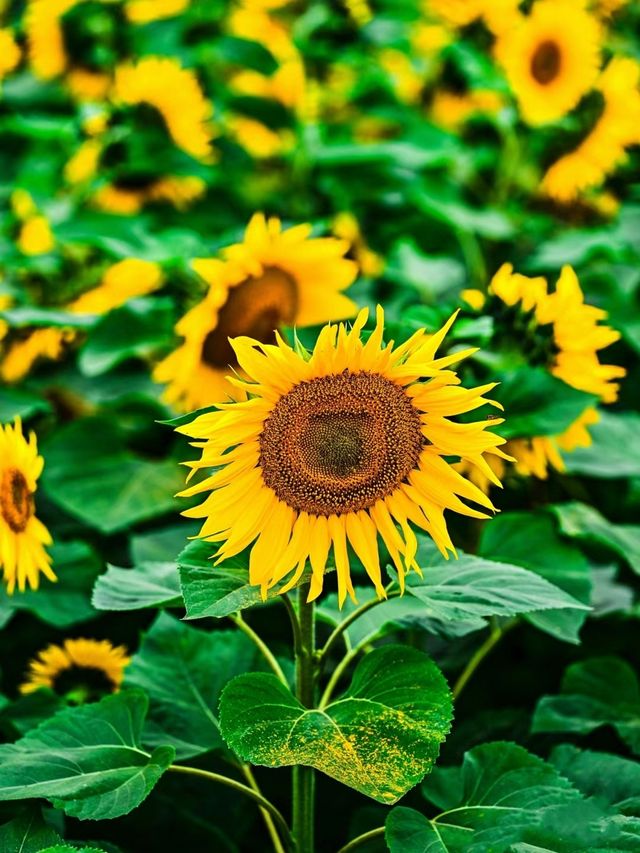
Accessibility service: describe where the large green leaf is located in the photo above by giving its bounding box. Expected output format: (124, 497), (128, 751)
(78, 298), (175, 377)
(562, 413), (640, 478)
(551, 745), (640, 816)
(480, 512), (592, 643)
(386, 742), (581, 852)
(550, 503), (640, 575)
(495, 368), (596, 439)
(0, 690), (174, 819)
(0, 541), (101, 628)
(532, 657), (640, 753)
(41, 417), (183, 533)
(93, 562), (182, 611)
(0, 808), (61, 853)
(0, 388), (52, 423)
(124, 612), (259, 758)
(219, 645), (452, 804)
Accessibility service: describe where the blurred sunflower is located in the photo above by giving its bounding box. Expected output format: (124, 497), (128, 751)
(495, 0), (601, 125)
(0, 27), (20, 82)
(20, 638), (130, 702)
(176, 307), (508, 605)
(425, 0), (520, 36)
(0, 258), (162, 382)
(0, 419), (54, 595)
(542, 57), (640, 202)
(431, 89), (504, 131)
(332, 212), (384, 278)
(461, 263), (625, 481)
(125, 0), (190, 23)
(65, 57), (214, 214)
(26, 0), (131, 99)
(10, 190), (55, 256)
(154, 213), (358, 411)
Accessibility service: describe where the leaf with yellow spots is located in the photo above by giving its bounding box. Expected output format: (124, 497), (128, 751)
(218, 644), (452, 804)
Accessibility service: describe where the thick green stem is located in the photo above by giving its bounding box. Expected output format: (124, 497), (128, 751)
(292, 583), (316, 853)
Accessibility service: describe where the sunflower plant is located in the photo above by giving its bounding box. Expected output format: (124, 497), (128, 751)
(0, 0), (639, 851)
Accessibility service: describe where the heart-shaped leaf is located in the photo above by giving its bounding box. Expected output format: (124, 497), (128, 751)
(219, 644), (452, 804)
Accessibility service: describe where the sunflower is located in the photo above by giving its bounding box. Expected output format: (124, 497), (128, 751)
(154, 213), (358, 412)
(542, 57), (640, 202)
(425, 0), (520, 35)
(0, 419), (54, 595)
(495, 0), (601, 125)
(92, 176), (207, 215)
(176, 307), (508, 605)
(17, 215), (55, 256)
(431, 89), (504, 131)
(0, 28), (20, 81)
(226, 116), (294, 159)
(332, 212), (384, 278)
(125, 0), (190, 23)
(26, 0), (130, 99)
(20, 638), (130, 702)
(0, 259), (162, 382)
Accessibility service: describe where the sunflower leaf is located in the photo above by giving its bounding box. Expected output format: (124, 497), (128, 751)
(532, 657), (640, 754)
(124, 612), (261, 759)
(0, 690), (175, 819)
(550, 502), (640, 575)
(0, 807), (62, 853)
(561, 412), (640, 478)
(93, 561), (183, 611)
(219, 644), (452, 804)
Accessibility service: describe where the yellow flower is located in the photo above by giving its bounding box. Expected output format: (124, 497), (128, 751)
(495, 0), (601, 125)
(425, 0), (520, 35)
(0, 418), (54, 595)
(154, 213), (358, 412)
(431, 89), (504, 130)
(64, 139), (102, 184)
(69, 258), (163, 313)
(333, 212), (384, 278)
(125, 0), (190, 23)
(542, 58), (640, 202)
(227, 5), (296, 64)
(341, 0), (373, 27)
(229, 61), (306, 112)
(379, 49), (423, 104)
(20, 638), (130, 700)
(92, 176), (206, 215)
(226, 116), (294, 159)
(11, 189), (38, 220)
(17, 216), (55, 256)
(507, 407), (600, 479)
(0, 28), (21, 80)
(177, 307), (508, 605)
(112, 57), (215, 161)
(0, 294), (10, 341)
(1, 328), (69, 384)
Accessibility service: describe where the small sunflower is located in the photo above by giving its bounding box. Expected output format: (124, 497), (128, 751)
(495, 0), (601, 125)
(542, 57), (640, 202)
(0, 28), (21, 81)
(431, 89), (505, 131)
(0, 419), (54, 595)
(20, 638), (130, 702)
(154, 213), (358, 412)
(176, 307), (508, 605)
(26, 0), (131, 99)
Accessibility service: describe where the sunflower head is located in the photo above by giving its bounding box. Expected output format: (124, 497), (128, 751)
(0, 28), (21, 79)
(0, 418), (54, 595)
(495, 0), (602, 125)
(176, 307), (508, 605)
(20, 638), (130, 703)
(154, 212), (358, 412)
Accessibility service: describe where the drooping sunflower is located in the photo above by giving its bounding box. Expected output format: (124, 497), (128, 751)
(26, 0), (131, 99)
(0, 258), (162, 382)
(65, 57), (214, 213)
(495, 0), (602, 125)
(154, 213), (358, 412)
(20, 638), (130, 702)
(0, 419), (54, 595)
(542, 57), (640, 202)
(461, 263), (625, 481)
(177, 307), (508, 605)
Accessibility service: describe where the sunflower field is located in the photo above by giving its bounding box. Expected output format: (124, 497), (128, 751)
(1, 0), (640, 850)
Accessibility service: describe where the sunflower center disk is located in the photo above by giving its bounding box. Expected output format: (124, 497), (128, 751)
(259, 371), (424, 516)
(53, 665), (116, 703)
(531, 40), (562, 85)
(0, 467), (33, 533)
(201, 267), (298, 369)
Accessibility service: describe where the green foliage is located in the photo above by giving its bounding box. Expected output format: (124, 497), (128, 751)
(92, 561), (182, 611)
(0, 691), (174, 819)
(219, 645), (452, 804)
(0, 808), (62, 853)
(562, 413), (640, 478)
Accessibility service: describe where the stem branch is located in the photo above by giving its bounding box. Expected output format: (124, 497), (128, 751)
(240, 763), (287, 853)
(336, 826), (386, 853)
(452, 618), (510, 699)
(228, 613), (288, 686)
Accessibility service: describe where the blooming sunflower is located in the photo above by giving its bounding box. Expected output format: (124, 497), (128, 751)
(26, 0), (131, 99)
(154, 213), (358, 412)
(0, 419), (54, 595)
(0, 28), (20, 81)
(176, 307), (508, 605)
(20, 638), (130, 702)
(461, 263), (625, 481)
(542, 57), (640, 202)
(495, 0), (601, 125)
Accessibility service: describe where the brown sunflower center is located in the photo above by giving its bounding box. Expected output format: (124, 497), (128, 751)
(201, 267), (298, 370)
(0, 467), (33, 533)
(259, 371), (424, 516)
(531, 40), (562, 85)
(53, 665), (117, 704)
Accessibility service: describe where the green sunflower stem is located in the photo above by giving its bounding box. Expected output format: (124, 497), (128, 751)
(292, 583), (316, 853)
